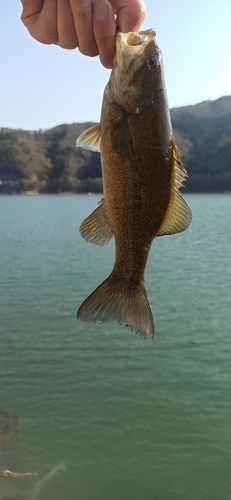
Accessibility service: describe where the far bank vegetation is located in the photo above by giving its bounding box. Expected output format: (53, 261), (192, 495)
(1, 96), (231, 194)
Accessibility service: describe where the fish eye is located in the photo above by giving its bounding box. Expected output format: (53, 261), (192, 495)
(147, 57), (157, 68)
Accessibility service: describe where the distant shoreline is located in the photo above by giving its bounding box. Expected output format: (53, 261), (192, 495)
(0, 191), (101, 196)
(1, 96), (231, 197)
(1, 190), (231, 196)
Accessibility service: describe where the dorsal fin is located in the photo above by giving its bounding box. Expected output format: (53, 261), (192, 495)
(157, 138), (192, 236)
(76, 124), (101, 152)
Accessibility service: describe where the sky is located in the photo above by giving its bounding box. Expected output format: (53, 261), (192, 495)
(0, 0), (231, 130)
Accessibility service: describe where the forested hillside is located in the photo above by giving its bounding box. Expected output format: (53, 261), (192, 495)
(171, 96), (231, 192)
(1, 96), (231, 194)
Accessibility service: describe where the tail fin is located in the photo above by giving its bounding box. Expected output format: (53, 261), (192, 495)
(77, 274), (154, 339)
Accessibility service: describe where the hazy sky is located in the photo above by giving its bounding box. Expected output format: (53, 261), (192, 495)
(1, 0), (231, 130)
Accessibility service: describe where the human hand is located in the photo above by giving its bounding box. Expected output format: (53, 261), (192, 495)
(20, 0), (146, 68)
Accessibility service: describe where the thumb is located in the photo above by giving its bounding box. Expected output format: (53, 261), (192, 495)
(114, 0), (146, 32)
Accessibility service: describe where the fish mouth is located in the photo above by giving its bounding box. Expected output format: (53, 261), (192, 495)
(113, 28), (160, 88)
(114, 28), (160, 76)
(116, 28), (156, 54)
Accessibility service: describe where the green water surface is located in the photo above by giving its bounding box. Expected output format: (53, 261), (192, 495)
(0, 194), (231, 500)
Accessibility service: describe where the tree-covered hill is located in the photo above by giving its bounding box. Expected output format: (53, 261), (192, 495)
(171, 96), (231, 192)
(0, 95), (231, 194)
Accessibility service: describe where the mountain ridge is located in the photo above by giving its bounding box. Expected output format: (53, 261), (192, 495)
(1, 95), (231, 194)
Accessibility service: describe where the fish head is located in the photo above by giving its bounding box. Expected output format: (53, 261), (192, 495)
(110, 29), (162, 114)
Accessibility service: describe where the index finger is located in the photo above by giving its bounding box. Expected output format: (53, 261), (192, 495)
(21, 0), (58, 44)
(20, 0), (44, 17)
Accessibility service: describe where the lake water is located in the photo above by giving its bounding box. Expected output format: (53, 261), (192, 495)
(0, 194), (231, 500)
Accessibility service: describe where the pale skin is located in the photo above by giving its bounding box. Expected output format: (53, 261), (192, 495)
(20, 0), (146, 68)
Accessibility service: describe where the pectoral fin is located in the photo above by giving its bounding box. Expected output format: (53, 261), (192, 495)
(80, 198), (113, 246)
(76, 124), (101, 152)
(157, 138), (192, 236)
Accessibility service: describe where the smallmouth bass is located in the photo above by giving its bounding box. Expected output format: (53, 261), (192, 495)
(76, 29), (192, 339)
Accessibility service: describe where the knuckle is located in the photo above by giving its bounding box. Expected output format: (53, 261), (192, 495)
(39, 33), (57, 44)
(79, 46), (99, 57)
(100, 58), (113, 70)
(21, 18), (57, 44)
(59, 38), (78, 50)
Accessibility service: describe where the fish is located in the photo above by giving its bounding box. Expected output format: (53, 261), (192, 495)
(76, 29), (192, 339)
